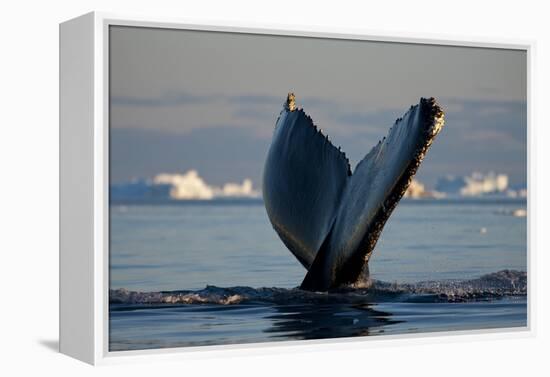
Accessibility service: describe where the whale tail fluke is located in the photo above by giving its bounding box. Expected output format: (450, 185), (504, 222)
(262, 93), (351, 269)
(263, 95), (445, 291)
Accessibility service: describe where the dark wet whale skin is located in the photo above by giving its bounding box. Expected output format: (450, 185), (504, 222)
(262, 105), (351, 270)
(263, 96), (445, 291)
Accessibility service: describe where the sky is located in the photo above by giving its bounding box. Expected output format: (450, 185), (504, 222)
(109, 25), (527, 188)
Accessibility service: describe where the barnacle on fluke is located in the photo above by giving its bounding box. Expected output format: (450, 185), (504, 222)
(263, 93), (445, 291)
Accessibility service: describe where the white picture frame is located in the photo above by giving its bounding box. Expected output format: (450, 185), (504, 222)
(59, 11), (534, 365)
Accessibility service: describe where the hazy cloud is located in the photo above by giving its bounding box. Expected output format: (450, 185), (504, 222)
(109, 26), (527, 187)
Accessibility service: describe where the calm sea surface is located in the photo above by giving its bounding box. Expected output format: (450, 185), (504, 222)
(109, 199), (527, 351)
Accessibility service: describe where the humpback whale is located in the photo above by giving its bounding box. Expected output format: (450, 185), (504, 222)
(263, 93), (445, 291)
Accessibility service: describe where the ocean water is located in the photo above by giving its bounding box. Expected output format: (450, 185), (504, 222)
(109, 198), (527, 351)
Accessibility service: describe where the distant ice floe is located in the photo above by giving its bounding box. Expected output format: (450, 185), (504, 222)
(110, 170), (525, 201)
(512, 208), (527, 217)
(403, 179), (445, 199)
(154, 170), (260, 200)
(111, 170), (260, 201)
(495, 208), (527, 217)
(215, 178), (257, 198)
(435, 171), (526, 198)
(461, 171), (508, 196)
(154, 170), (215, 200)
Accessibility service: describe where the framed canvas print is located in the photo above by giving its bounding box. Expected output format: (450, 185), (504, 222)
(59, 12), (532, 365)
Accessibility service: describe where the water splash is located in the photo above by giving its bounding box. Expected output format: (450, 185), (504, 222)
(110, 270), (526, 306)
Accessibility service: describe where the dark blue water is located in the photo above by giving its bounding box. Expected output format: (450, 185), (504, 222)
(109, 199), (527, 351)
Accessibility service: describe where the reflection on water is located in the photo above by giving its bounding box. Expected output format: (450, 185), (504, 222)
(109, 296), (526, 351)
(109, 301), (397, 351)
(264, 303), (398, 340)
